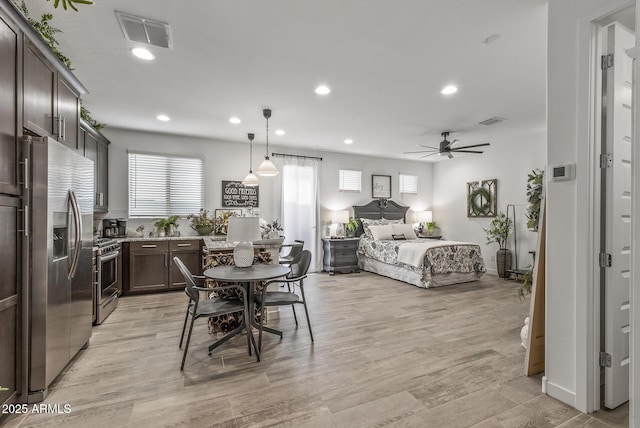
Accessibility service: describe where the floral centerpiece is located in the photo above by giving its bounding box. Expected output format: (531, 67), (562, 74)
(214, 211), (239, 235)
(187, 209), (215, 236)
(260, 218), (283, 239)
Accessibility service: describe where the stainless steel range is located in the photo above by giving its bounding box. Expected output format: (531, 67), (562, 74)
(94, 237), (120, 324)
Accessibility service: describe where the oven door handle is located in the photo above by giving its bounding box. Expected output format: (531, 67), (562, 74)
(99, 251), (120, 263)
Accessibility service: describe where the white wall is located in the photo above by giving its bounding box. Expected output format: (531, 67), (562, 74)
(102, 127), (434, 235)
(547, 0), (633, 412)
(432, 132), (546, 275)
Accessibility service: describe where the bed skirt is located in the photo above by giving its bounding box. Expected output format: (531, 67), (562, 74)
(358, 256), (482, 289)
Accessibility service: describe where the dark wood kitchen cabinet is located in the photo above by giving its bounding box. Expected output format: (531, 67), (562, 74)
(23, 40), (81, 152)
(123, 240), (203, 295)
(81, 120), (109, 212)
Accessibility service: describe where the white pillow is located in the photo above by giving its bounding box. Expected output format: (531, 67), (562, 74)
(391, 223), (418, 240)
(368, 224), (395, 241)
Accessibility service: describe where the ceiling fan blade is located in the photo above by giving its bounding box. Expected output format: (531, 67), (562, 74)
(450, 143), (490, 150)
(419, 153), (439, 159)
(450, 150), (484, 154)
(403, 150), (436, 154)
(449, 139), (460, 146)
(447, 153), (454, 159)
(417, 145), (439, 149)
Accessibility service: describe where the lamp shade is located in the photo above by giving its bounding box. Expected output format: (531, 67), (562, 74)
(330, 210), (350, 224)
(415, 210), (433, 223)
(242, 172), (259, 187)
(256, 158), (279, 176)
(226, 217), (261, 242)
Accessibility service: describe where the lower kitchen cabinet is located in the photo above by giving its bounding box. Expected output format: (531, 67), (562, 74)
(123, 239), (202, 295)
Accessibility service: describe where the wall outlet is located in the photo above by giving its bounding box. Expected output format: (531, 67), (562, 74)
(490, 255), (496, 261)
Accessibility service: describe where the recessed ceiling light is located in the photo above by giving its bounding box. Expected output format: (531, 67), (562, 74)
(157, 114), (170, 121)
(344, 139), (354, 145)
(315, 85), (331, 95)
(440, 85), (458, 95)
(275, 129), (285, 136)
(131, 47), (155, 60)
(229, 117), (241, 124)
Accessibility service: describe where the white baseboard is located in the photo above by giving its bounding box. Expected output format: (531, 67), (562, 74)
(543, 376), (577, 407)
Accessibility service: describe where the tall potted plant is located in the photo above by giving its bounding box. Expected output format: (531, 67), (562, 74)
(484, 212), (513, 278)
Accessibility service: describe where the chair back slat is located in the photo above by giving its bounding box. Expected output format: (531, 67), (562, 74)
(173, 257), (200, 304)
(288, 250), (312, 279)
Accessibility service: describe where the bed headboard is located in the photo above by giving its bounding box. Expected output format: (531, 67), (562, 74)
(353, 199), (409, 236)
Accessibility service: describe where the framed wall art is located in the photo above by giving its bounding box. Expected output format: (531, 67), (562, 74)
(372, 174), (391, 198)
(467, 179), (497, 217)
(221, 180), (259, 207)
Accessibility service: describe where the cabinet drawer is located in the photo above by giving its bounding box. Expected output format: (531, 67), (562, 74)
(333, 249), (356, 259)
(129, 241), (168, 252)
(169, 240), (201, 251)
(331, 241), (358, 250)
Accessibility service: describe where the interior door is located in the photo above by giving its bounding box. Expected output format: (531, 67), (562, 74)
(603, 22), (634, 410)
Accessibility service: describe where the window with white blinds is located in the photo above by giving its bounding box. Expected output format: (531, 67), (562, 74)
(339, 169), (361, 192)
(128, 152), (204, 217)
(399, 174), (418, 194)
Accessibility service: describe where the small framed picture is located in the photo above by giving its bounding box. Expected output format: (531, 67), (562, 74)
(372, 174), (392, 198)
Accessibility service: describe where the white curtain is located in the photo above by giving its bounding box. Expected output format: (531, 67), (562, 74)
(274, 156), (321, 272)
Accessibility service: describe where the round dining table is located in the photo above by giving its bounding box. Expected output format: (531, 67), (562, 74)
(203, 264), (290, 361)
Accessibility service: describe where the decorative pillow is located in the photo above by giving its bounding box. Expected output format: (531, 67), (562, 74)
(391, 223), (418, 240)
(368, 224), (395, 241)
(392, 234), (407, 240)
(382, 218), (405, 224)
(360, 218), (389, 235)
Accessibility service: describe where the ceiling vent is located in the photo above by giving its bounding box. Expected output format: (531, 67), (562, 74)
(478, 117), (506, 126)
(115, 11), (172, 49)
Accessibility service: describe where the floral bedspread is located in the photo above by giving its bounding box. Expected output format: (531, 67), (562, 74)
(358, 235), (486, 279)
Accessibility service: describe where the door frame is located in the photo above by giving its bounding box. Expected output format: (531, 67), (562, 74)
(575, 0), (635, 414)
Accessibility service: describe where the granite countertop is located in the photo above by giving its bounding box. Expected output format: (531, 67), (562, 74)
(117, 236), (205, 243)
(202, 236), (284, 252)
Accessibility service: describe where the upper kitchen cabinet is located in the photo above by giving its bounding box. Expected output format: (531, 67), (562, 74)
(0, 12), (21, 197)
(23, 40), (82, 153)
(81, 119), (109, 212)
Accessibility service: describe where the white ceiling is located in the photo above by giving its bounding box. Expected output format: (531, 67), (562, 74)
(25, 0), (548, 161)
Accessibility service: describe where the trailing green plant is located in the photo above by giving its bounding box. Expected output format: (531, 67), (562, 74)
(46, 0), (94, 12)
(526, 169), (544, 231)
(484, 212), (513, 249)
(346, 217), (359, 232)
(15, 1), (106, 131)
(16, 2), (72, 68)
(81, 105), (106, 131)
(426, 221), (438, 232)
(518, 268), (533, 301)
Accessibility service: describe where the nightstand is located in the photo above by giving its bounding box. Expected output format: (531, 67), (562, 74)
(322, 238), (360, 275)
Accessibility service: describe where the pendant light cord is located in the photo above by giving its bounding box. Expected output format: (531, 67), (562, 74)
(265, 116), (270, 159)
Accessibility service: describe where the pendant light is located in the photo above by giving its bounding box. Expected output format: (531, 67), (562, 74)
(242, 133), (259, 187)
(256, 108), (279, 176)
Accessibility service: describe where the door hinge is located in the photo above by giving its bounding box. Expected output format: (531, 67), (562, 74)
(600, 153), (612, 169)
(601, 54), (614, 70)
(599, 252), (612, 268)
(600, 351), (612, 368)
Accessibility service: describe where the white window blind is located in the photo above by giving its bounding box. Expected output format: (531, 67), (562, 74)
(339, 169), (361, 192)
(128, 152), (204, 217)
(399, 174), (418, 194)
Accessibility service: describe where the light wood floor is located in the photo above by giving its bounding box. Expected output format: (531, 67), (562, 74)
(4, 272), (629, 427)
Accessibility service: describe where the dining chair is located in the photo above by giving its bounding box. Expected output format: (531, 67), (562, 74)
(174, 257), (257, 370)
(278, 239), (304, 265)
(256, 250), (313, 352)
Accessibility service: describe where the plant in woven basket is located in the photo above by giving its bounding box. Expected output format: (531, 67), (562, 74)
(187, 209), (215, 236)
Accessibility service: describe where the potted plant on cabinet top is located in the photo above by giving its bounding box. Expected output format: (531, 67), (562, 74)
(154, 215), (180, 237)
(484, 212), (513, 278)
(187, 209), (215, 236)
(346, 218), (359, 238)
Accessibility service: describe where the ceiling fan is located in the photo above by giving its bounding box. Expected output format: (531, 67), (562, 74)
(403, 132), (490, 159)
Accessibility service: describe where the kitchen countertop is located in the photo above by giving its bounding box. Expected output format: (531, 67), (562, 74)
(203, 236), (284, 252)
(116, 236), (206, 243)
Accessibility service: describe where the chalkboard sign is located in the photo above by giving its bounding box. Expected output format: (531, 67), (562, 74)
(222, 181), (259, 207)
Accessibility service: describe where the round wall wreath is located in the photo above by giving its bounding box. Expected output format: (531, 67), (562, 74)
(468, 187), (492, 216)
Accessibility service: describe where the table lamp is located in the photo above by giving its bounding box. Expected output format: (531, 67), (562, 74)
(330, 210), (350, 237)
(415, 210), (433, 235)
(226, 217), (261, 267)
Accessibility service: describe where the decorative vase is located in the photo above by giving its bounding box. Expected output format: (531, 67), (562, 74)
(233, 241), (254, 267)
(496, 248), (512, 278)
(193, 224), (214, 236)
(346, 228), (355, 238)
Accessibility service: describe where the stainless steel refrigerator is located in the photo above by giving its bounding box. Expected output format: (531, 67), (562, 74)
(22, 136), (94, 402)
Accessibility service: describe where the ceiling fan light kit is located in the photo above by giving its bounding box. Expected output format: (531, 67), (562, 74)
(403, 131), (490, 159)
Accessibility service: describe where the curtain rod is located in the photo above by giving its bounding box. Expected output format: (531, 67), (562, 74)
(271, 152), (323, 161)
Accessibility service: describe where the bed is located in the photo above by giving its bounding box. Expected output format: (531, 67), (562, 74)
(354, 200), (485, 288)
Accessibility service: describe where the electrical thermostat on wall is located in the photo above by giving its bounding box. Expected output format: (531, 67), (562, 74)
(548, 163), (575, 182)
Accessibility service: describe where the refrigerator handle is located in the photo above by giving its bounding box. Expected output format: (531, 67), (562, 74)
(68, 190), (82, 279)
